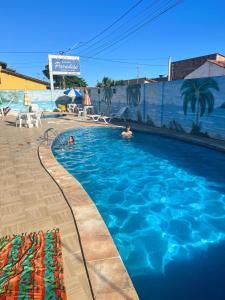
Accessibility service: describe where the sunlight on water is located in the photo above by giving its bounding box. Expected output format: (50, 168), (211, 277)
(53, 127), (225, 276)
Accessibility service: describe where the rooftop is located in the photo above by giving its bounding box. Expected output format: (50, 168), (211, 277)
(172, 53), (225, 64)
(208, 60), (225, 68)
(0, 60), (49, 86)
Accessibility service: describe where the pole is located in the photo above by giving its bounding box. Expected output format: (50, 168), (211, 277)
(62, 75), (66, 89)
(136, 65), (140, 83)
(168, 56), (172, 81)
(48, 55), (54, 106)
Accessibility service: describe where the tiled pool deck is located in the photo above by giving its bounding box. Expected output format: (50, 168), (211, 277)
(0, 115), (139, 300)
(2, 114), (225, 300)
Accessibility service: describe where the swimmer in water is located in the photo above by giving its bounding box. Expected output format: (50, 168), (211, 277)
(121, 125), (133, 138)
(68, 135), (75, 145)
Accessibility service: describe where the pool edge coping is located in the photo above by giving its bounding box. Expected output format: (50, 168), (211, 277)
(38, 132), (140, 300)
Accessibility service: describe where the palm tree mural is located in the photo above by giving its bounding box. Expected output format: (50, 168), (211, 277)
(102, 86), (113, 113)
(97, 77), (114, 113)
(181, 78), (219, 135)
(0, 91), (20, 105)
(127, 84), (142, 121)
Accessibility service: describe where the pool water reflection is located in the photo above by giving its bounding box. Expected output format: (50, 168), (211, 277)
(53, 127), (225, 300)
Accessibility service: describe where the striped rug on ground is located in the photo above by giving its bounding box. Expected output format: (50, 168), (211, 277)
(0, 229), (67, 299)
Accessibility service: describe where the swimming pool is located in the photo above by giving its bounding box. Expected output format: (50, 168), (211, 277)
(53, 127), (225, 300)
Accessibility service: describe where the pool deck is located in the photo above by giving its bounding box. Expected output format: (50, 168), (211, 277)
(2, 114), (225, 300)
(0, 115), (139, 300)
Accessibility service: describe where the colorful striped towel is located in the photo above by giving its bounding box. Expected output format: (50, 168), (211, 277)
(0, 229), (67, 299)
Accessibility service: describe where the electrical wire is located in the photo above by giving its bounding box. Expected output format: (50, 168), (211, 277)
(78, 0), (165, 56)
(71, 0), (145, 51)
(79, 54), (166, 66)
(87, 0), (183, 57)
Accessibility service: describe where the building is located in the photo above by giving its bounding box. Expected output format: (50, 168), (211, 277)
(0, 61), (49, 90)
(170, 53), (225, 80)
(185, 60), (225, 79)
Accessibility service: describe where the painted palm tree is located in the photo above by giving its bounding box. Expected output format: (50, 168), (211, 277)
(102, 86), (113, 113)
(127, 84), (142, 121)
(181, 78), (219, 127)
(127, 84), (141, 107)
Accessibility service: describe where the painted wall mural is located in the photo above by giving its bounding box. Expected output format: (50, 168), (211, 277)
(102, 86), (113, 114)
(1, 75), (225, 140)
(126, 84), (143, 122)
(181, 78), (219, 137)
(91, 75), (225, 140)
(0, 90), (64, 112)
(0, 91), (22, 104)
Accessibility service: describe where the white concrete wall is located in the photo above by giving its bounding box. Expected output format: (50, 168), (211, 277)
(185, 61), (225, 79)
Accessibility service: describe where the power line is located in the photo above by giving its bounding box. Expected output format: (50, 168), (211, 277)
(71, 0), (145, 51)
(77, 0), (179, 57)
(1, 53), (167, 67)
(78, 0), (163, 56)
(89, 0), (183, 57)
(79, 54), (167, 66)
(99, 57), (168, 61)
(0, 51), (51, 54)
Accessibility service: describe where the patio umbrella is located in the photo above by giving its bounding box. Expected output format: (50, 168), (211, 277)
(83, 90), (91, 106)
(55, 95), (72, 106)
(64, 88), (81, 98)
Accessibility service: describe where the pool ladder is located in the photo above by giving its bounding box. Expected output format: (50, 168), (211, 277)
(43, 128), (65, 147)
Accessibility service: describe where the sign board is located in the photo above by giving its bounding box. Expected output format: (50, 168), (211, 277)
(49, 54), (80, 75)
(48, 54), (80, 96)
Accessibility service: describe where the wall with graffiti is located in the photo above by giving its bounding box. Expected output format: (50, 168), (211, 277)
(91, 75), (225, 140)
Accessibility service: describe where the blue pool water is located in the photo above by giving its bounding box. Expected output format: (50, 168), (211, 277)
(53, 127), (225, 300)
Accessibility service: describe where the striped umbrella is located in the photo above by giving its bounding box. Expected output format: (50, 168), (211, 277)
(64, 88), (81, 98)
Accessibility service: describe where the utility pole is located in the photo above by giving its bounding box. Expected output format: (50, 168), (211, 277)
(136, 65), (140, 83)
(168, 56), (172, 81)
(59, 50), (66, 89)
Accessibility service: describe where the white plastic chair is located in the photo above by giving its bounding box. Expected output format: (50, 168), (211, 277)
(30, 112), (42, 128)
(68, 103), (77, 112)
(88, 107), (128, 124)
(16, 113), (29, 128)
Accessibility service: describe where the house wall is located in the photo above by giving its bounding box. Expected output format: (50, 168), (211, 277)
(185, 62), (225, 79)
(0, 71), (48, 90)
(171, 54), (219, 80)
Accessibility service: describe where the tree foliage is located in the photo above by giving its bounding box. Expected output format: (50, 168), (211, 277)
(42, 65), (87, 88)
(96, 77), (124, 87)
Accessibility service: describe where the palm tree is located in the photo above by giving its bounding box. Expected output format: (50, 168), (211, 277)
(181, 78), (219, 126)
(42, 64), (87, 88)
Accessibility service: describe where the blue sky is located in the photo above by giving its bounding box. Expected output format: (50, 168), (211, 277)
(1, 0), (225, 86)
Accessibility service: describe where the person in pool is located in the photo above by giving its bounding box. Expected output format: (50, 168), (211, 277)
(68, 135), (75, 145)
(121, 125), (133, 138)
